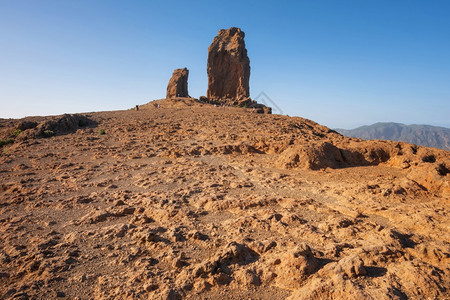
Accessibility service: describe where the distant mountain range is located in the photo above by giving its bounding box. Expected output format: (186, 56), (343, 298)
(335, 122), (450, 151)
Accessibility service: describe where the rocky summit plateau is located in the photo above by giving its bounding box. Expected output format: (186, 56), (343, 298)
(0, 27), (449, 300)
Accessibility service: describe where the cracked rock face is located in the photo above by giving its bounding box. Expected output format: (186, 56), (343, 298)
(166, 68), (189, 98)
(207, 27), (250, 101)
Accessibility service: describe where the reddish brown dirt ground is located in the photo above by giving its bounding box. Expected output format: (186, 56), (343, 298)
(1, 98), (449, 299)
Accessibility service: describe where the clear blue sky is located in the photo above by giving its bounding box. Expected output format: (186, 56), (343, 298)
(1, 0), (449, 129)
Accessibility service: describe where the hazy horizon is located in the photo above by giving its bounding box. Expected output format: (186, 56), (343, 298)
(1, 1), (449, 129)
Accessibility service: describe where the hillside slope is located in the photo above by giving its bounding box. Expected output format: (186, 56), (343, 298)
(336, 122), (450, 150)
(0, 98), (449, 299)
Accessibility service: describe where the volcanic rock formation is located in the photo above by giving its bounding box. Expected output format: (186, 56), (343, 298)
(0, 100), (449, 299)
(207, 27), (250, 101)
(166, 68), (190, 98)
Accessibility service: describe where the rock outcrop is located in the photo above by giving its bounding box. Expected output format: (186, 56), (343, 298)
(14, 114), (93, 140)
(207, 27), (250, 101)
(166, 68), (190, 98)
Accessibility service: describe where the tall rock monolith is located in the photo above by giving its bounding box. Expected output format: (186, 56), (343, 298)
(207, 27), (250, 101)
(166, 68), (190, 98)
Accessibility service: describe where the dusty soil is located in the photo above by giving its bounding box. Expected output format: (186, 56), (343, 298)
(0, 98), (449, 299)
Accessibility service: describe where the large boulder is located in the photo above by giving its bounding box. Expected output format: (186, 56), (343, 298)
(275, 243), (319, 289)
(166, 68), (190, 98)
(276, 141), (345, 170)
(207, 27), (250, 101)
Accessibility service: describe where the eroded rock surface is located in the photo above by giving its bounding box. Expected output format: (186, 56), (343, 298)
(166, 68), (189, 98)
(207, 27), (250, 101)
(0, 100), (449, 299)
